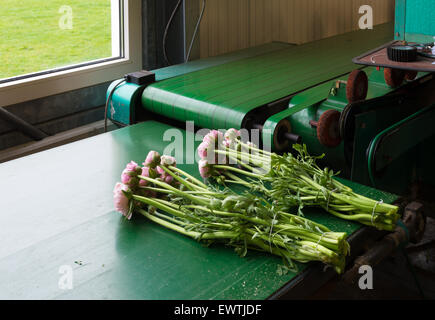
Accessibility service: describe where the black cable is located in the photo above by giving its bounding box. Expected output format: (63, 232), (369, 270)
(186, 0), (206, 62)
(0, 107), (48, 141)
(104, 79), (126, 133)
(163, 0), (183, 66)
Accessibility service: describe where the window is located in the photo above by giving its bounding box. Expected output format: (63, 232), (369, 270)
(0, 0), (141, 107)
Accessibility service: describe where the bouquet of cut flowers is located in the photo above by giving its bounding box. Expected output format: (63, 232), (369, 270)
(113, 147), (350, 274)
(196, 129), (400, 231)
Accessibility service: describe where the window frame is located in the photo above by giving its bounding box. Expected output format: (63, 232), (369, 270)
(0, 0), (142, 108)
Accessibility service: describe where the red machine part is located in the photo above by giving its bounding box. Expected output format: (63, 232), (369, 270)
(346, 69), (368, 103)
(384, 68), (405, 87)
(316, 109), (342, 148)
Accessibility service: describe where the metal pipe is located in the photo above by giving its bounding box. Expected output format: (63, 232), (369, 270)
(253, 123), (302, 145)
(284, 132), (302, 144)
(0, 107), (48, 141)
(343, 201), (426, 285)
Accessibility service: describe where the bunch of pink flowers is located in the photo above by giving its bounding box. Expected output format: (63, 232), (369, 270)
(113, 151), (179, 220)
(112, 148), (349, 274)
(197, 128), (271, 181)
(195, 129), (400, 232)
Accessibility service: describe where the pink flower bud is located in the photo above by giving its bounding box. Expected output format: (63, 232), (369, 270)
(142, 166), (150, 177)
(223, 139), (237, 151)
(121, 161), (141, 188)
(113, 183), (132, 219)
(197, 141), (212, 159)
(156, 166), (165, 175)
(156, 165), (173, 183)
(144, 151), (161, 168)
(139, 167), (150, 186)
(199, 159), (212, 179)
(125, 161), (140, 172)
(224, 128), (241, 142)
(164, 175), (174, 184)
(203, 130), (224, 146)
(160, 155), (177, 167)
(121, 171), (132, 185)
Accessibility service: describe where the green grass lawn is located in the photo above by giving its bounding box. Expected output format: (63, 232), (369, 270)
(0, 0), (112, 79)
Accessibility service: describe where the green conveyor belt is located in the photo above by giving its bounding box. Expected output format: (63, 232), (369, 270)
(142, 23), (393, 130)
(152, 42), (292, 81)
(0, 121), (398, 299)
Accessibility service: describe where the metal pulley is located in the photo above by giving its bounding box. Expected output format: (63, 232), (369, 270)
(384, 68), (406, 88)
(310, 109), (342, 148)
(346, 69), (369, 103)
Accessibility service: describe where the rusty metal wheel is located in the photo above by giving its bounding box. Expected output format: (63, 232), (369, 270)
(346, 69), (368, 103)
(317, 109), (342, 148)
(384, 68), (405, 88)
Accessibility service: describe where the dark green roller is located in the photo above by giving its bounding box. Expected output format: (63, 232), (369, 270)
(142, 23), (393, 130)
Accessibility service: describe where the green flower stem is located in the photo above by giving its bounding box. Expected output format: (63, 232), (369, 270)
(327, 204), (361, 211)
(224, 172), (270, 195)
(321, 206), (387, 226)
(184, 205), (263, 222)
(183, 204), (345, 252)
(245, 229), (338, 264)
(136, 197), (234, 230)
(139, 209), (238, 240)
(226, 154), (258, 172)
(238, 141), (273, 156)
(223, 179), (252, 187)
(183, 191), (217, 195)
(232, 149), (270, 165)
(247, 238), (288, 258)
(223, 172), (256, 189)
(214, 165), (263, 179)
(168, 166), (209, 189)
(133, 195), (196, 221)
(139, 209), (199, 238)
(298, 175), (395, 215)
(160, 166), (196, 192)
(153, 211), (186, 226)
(273, 226), (345, 245)
(151, 198), (182, 209)
(348, 192), (399, 211)
(140, 186), (177, 195)
(330, 178), (353, 193)
(223, 171), (246, 183)
(138, 175), (209, 206)
(277, 211), (330, 232)
(181, 178), (209, 192)
(222, 149), (271, 169)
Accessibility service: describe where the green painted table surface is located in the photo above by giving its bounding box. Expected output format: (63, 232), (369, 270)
(0, 121), (397, 300)
(142, 23), (393, 130)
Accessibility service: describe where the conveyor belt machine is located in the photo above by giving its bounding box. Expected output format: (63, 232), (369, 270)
(3, 0), (435, 300)
(107, 1), (435, 196)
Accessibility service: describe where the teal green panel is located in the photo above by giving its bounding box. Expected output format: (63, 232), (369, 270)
(143, 23), (394, 130)
(404, 32), (435, 44)
(0, 121), (397, 300)
(394, 0), (406, 40)
(404, 0), (435, 40)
